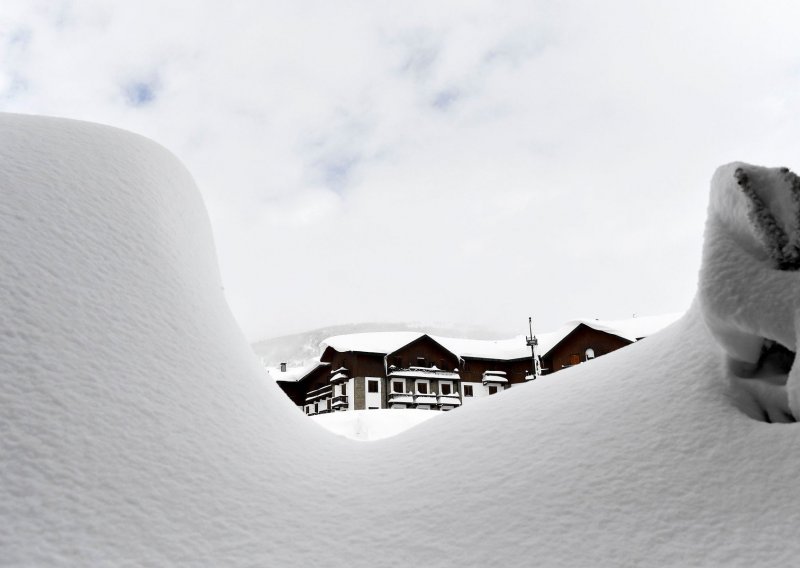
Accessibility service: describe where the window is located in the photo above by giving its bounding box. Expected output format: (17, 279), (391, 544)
(488, 386), (498, 395)
(441, 383), (452, 395)
(417, 382), (428, 394)
(393, 381), (404, 393)
(326, 399), (331, 411)
(342, 383), (347, 396)
(314, 403), (319, 413)
(368, 380), (379, 393)
(585, 348), (595, 360)
(417, 357), (426, 367)
(463, 385), (473, 397)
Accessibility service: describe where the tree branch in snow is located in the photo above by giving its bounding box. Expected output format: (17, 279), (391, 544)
(734, 167), (792, 269)
(782, 168), (800, 269)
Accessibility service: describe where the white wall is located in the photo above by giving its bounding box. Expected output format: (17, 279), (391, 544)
(365, 376), (382, 409)
(460, 381), (485, 405)
(347, 378), (355, 411)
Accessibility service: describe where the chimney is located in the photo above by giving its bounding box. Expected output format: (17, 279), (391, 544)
(280, 362), (287, 372)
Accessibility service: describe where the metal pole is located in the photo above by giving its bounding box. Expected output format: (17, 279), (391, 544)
(525, 316), (538, 380)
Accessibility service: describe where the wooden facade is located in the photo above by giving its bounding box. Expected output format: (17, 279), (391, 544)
(539, 324), (632, 374)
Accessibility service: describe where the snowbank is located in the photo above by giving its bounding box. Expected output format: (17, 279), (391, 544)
(4, 115), (800, 566)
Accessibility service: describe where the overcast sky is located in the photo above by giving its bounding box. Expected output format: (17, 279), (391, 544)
(3, 1), (800, 341)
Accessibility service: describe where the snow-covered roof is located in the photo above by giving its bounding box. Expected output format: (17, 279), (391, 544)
(270, 361), (329, 383)
(322, 331), (426, 355)
(535, 313), (684, 356)
(321, 331), (532, 360)
(319, 313), (683, 363)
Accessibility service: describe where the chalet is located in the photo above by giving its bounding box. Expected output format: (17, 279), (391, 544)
(276, 314), (681, 415)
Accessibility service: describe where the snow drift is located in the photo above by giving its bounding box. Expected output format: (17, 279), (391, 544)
(3, 114), (800, 566)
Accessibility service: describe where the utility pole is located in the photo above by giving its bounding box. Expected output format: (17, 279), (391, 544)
(525, 316), (538, 380)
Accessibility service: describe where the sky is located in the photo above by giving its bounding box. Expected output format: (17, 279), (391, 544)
(3, 1), (800, 341)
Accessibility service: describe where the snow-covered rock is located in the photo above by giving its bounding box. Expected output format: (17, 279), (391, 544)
(4, 115), (800, 566)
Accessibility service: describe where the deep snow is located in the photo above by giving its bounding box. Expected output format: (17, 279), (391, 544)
(312, 409), (440, 441)
(3, 114), (800, 566)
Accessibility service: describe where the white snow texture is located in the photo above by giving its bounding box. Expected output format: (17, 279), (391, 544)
(3, 114), (800, 566)
(699, 162), (800, 420)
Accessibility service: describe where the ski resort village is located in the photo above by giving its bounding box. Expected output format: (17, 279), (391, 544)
(269, 314), (681, 416)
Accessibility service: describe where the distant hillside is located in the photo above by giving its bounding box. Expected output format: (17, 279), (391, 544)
(251, 321), (510, 373)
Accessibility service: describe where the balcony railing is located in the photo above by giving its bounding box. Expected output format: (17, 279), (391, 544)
(388, 392), (415, 404)
(414, 394), (439, 405)
(331, 395), (348, 407)
(437, 394), (462, 406)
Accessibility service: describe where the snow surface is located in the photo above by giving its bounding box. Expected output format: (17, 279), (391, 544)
(313, 409), (440, 441)
(4, 114), (800, 566)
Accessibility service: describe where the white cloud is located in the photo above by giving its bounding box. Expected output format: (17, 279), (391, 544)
(3, 0), (800, 340)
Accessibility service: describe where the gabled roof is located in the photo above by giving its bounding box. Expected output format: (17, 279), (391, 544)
(536, 313), (683, 357)
(318, 313), (684, 364)
(385, 333), (462, 362)
(276, 362), (330, 384)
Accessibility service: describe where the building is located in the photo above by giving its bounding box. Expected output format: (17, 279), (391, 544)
(276, 314), (682, 415)
(537, 314), (683, 373)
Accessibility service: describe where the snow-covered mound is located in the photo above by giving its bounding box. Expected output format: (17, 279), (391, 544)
(4, 115), (800, 566)
(699, 162), (800, 421)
